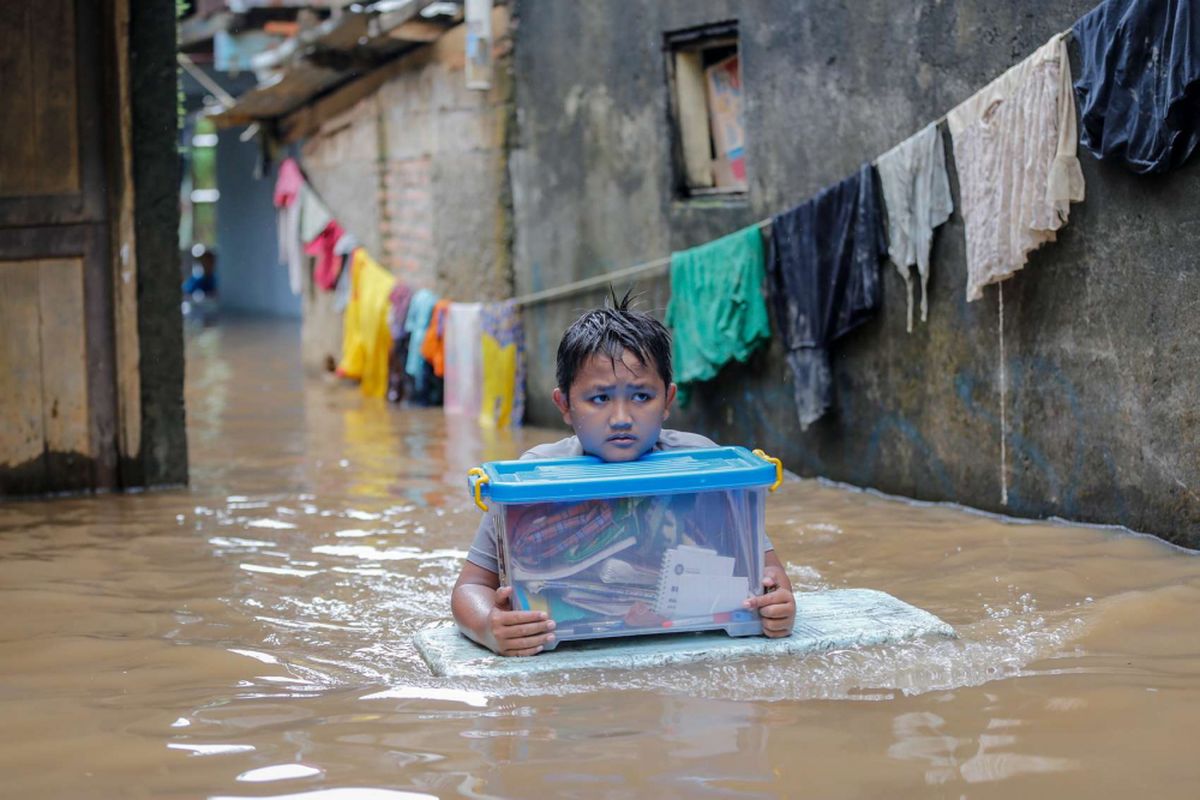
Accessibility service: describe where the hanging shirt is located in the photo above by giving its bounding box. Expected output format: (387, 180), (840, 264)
(331, 252), (352, 313)
(304, 220), (345, 293)
(665, 225), (770, 405)
(403, 289), (438, 382)
(335, 249), (397, 399)
(333, 231), (359, 258)
(443, 302), (484, 417)
(298, 184), (332, 244)
(767, 164), (886, 430)
(1073, 0), (1200, 174)
(272, 157), (303, 208)
(386, 284), (415, 405)
(273, 158), (305, 296)
(331, 232), (360, 310)
(387, 283), (414, 343)
(874, 123), (954, 332)
(420, 300), (453, 379)
(947, 32), (1085, 303)
(478, 301), (525, 428)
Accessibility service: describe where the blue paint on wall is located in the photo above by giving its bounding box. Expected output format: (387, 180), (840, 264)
(858, 413), (954, 497)
(215, 129), (301, 319)
(954, 359), (1129, 523)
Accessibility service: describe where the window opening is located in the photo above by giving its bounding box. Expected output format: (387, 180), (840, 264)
(665, 22), (747, 197)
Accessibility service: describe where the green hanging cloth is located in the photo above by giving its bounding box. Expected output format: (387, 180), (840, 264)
(665, 225), (771, 406)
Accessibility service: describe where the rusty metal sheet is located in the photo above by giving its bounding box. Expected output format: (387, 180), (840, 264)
(208, 4), (454, 127)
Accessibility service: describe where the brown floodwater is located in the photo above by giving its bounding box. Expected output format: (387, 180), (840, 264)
(2, 318), (1199, 799)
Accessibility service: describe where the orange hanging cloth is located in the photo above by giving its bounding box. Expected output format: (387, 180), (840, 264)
(419, 299), (452, 378)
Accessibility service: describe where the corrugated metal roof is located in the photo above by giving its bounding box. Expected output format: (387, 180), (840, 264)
(208, 1), (459, 127)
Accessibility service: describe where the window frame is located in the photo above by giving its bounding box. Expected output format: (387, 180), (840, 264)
(663, 20), (747, 200)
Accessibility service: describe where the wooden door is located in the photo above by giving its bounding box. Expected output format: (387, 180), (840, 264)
(0, 0), (119, 494)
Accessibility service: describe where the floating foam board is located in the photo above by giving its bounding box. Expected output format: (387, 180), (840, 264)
(415, 588), (955, 678)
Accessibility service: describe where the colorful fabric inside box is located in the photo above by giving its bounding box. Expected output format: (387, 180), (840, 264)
(468, 447), (778, 649)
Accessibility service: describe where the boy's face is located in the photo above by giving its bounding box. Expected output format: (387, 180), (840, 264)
(552, 350), (677, 462)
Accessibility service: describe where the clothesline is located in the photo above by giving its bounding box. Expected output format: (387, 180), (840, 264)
(509, 217), (774, 308)
(283, 27), (1077, 311)
(281, 24), (1079, 312)
(506, 27), (1074, 310)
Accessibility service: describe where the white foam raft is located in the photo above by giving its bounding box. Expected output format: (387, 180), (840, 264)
(414, 588), (955, 678)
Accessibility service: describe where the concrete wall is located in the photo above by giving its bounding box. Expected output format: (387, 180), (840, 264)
(374, 20), (513, 297)
(297, 8), (514, 374)
(508, 0), (1200, 547)
(302, 98), (385, 264)
(215, 129), (301, 318)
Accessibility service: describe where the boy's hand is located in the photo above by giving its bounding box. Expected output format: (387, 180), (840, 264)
(488, 586), (557, 656)
(744, 570), (795, 638)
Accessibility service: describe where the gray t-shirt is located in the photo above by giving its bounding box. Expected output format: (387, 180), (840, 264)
(465, 429), (774, 574)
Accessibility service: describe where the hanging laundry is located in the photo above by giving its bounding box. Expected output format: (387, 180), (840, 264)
(304, 220), (345, 293)
(478, 301), (525, 428)
(767, 164), (886, 430)
(331, 254), (352, 313)
(665, 225), (770, 405)
(335, 249), (397, 399)
(273, 158), (305, 296)
(1073, 0), (1200, 174)
(412, 359), (445, 407)
(331, 232), (360, 309)
(386, 284), (415, 404)
(404, 290), (438, 377)
(947, 32), (1085, 303)
(387, 283), (414, 343)
(875, 123), (954, 332)
(443, 302), (484, 418)
(420, 300), (453, 378)
(404, 289), (439, 402)
(334, 231), (359, 257)
(337, 264), (366, 384)
(298, 184), (332, 244)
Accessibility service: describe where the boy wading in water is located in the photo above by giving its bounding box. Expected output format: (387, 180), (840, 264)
(452, 295), (796, 655)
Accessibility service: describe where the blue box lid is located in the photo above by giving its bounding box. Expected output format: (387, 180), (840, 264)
(469, 446), (777, 504)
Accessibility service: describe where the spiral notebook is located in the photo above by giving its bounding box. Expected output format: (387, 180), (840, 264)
(653, 544), (751, 618)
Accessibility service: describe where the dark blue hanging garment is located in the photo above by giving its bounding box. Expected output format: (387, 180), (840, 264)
(1073, 0), (1200, 174)
(766, 164), (886, 430)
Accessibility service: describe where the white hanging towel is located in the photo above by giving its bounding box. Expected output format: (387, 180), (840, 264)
(946, 32), (1085, 303)
(273, 158), (305, 296)
(875, 123), (954, 331)
(443, 302), (484, 417)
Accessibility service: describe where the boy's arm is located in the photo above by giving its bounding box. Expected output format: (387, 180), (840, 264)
(451, 561), (557, 656)
(744, 549), (796, 638)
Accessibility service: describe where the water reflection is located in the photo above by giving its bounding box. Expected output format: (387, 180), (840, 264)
(889, 709), (1077, 785)
(237, 763), (325, 782)
(455, 694), (777, 798)
(213, 790), (435, 800)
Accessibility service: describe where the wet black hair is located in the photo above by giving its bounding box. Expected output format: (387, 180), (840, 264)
(556, 288), (672, 403)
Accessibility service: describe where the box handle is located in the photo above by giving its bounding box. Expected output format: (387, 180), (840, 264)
(752, 449), (783, 492)
(467, 467), (490, 511)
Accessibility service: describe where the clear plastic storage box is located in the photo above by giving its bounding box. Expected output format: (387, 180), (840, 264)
(467, 446), (782, 649)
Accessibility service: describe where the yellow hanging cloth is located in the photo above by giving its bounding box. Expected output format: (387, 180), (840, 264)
(478, 331), (517, 429)
(335, 249), (396, 398)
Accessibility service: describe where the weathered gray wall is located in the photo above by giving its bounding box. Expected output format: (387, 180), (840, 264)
(131, 0), (188, 486)
(509, 0), (1200, 547)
